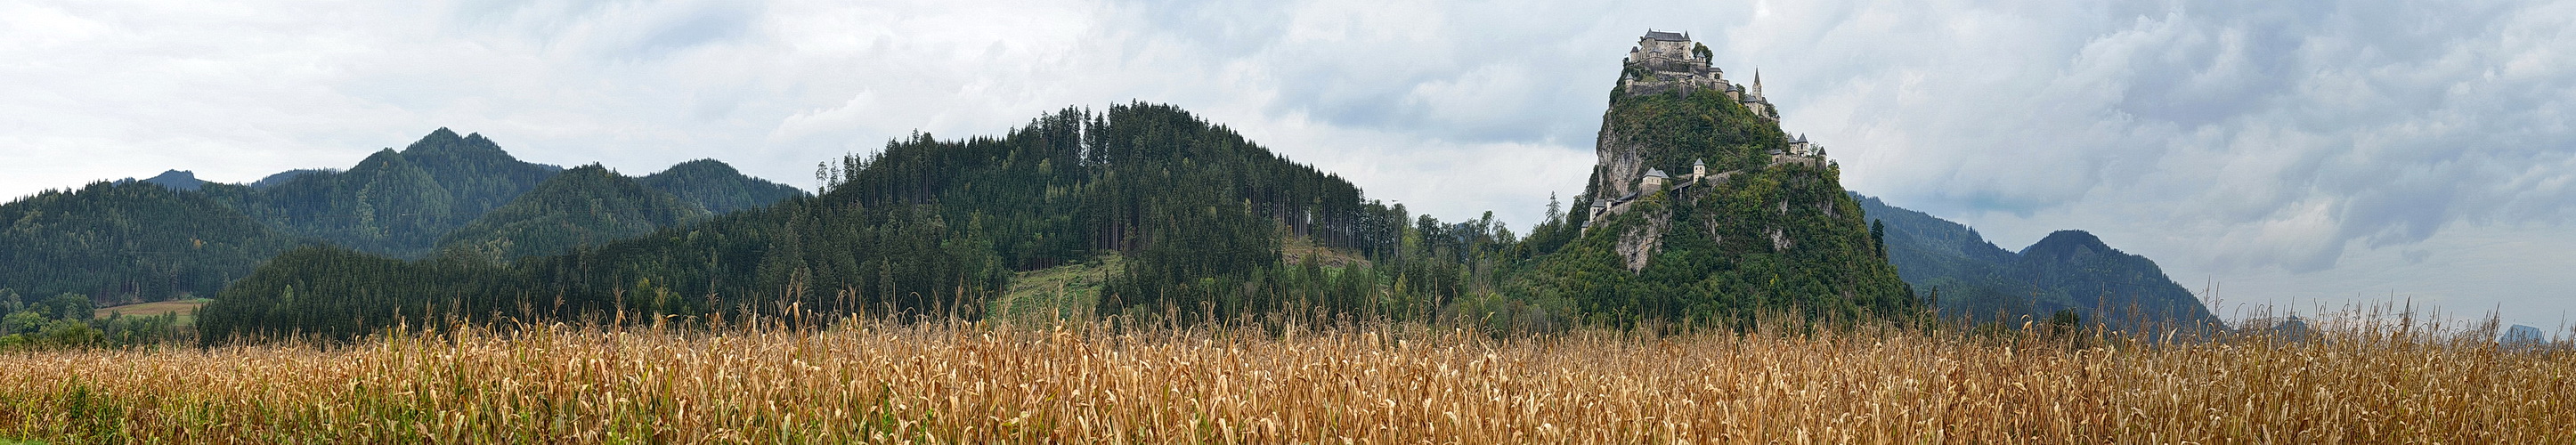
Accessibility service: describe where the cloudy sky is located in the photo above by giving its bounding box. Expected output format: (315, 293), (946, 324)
(5, 0), (2572, 328)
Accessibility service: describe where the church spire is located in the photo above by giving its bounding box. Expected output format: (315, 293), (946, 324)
(1751, 69), (1765, 101)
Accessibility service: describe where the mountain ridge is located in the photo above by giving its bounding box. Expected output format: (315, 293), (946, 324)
(435, 164), (713, 262)
(1855, 194), (2222, 329)
(639, 159), (804, 214)
(200, 104), (1434, 340)
(2, 130), (800, 305)
(0, 181), (301, 303)
(116, 170), (208, 191)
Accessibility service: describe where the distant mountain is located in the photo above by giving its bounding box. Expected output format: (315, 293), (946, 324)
(1855, 194), (2222, 330)
(2502, 325), (2548, 348)
(116, 170), (207, 191)
(435, 165), (712, 261)
(395, 128), (567, 214)
(1, 128), (800, 309)
(640, 159), (805, 214)
(0, 182), (299, 303)
(206, 134), (791, 259)
(200, 128), (565, 258)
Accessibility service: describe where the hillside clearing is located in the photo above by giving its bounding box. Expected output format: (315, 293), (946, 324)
(91, 299), (209, 326)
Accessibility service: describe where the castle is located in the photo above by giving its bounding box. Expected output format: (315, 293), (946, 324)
(1586, 158), (1741, 231)
(1586, 30), (1832, 232)
(1618, 30), (1774, 118)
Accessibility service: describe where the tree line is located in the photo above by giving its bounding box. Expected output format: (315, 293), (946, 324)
(198, 99), (1919, 343)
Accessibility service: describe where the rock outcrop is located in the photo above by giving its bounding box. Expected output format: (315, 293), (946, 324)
(1615, 205), (1668, 271)
(1517, 30), (1915, 324)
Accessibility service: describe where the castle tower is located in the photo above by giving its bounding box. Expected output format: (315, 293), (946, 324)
(1692, 158), (1707, 179)
(1637, 30), (1694, 71)
(1751, 69), (1765, 101)
(1641, 168), (1669, 193)
(1587, 199), (1611, 229)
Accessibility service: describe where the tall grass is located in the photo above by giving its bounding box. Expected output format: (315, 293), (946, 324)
(0, 313), (2570, 443)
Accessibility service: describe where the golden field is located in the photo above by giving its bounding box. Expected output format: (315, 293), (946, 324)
(0, 317), (2570, 443)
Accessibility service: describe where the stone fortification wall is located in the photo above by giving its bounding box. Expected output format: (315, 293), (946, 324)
(1769, 154), (1828, 168)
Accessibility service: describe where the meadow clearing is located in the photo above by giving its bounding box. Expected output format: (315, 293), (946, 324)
(89, 299), (209, 327)
(0, 314), (2569, 443)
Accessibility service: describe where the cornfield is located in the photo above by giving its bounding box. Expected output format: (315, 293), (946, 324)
(0, 316), (2570, 443)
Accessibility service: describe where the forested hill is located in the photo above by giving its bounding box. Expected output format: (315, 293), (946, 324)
(640, 159), (805, 214)
(199, 128), (565, 257)
(191, 129), (800, 259)
(1856, 194), (2223, 329)
(0, 129), (799, 307)
(0, 182), (300, 305)
(434, 165), (714, 262)
(202, 103), (1448, 340)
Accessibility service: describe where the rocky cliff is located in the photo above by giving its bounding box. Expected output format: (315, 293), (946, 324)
(1509, 35), (1914, 326)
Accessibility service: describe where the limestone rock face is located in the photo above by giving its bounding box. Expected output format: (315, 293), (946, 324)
(1614, 206), (1668, 271)
(1592, 127), (1647, 200)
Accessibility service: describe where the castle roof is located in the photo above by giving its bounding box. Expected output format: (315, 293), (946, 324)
(1644, 168), (1669, 179)
(1693, 158), (1705, 166)
(1644, 30), (1689, 42)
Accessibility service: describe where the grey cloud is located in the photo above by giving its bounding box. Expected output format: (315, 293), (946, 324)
(1768, 0), (2576, 275)
(441, 0), (762, 62)
(1104, 0), (1724, 145)
(627, 4), (759, 58)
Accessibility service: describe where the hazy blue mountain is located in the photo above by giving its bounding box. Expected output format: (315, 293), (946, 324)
(116, 170), (207, 191)
(2502, 324), (2548, 347)
(639, 159), (806, 214)
(1856, 194), (2223, 330)
(4, 129), (818, 312)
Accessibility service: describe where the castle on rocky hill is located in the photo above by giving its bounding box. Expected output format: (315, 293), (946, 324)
(1620, 30), (1773, 119)
(1586, 30), (1834, 233)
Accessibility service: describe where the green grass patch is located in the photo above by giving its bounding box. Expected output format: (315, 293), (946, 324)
(91, 299), (209, 327)
(987, 255), (1123, 326)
